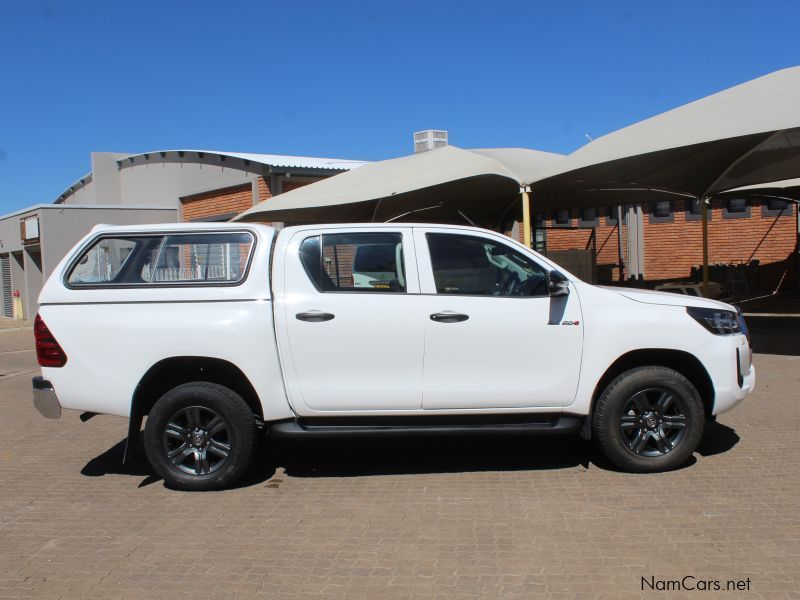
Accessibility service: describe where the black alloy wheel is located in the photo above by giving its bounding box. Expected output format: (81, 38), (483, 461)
(144, 382), (257, 490)
(619, 388), (687, 457)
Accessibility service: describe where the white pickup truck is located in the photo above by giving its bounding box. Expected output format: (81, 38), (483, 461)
(32, 222), (754, 490)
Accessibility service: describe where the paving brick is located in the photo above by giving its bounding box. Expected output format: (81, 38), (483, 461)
(0, 329), (798, 597)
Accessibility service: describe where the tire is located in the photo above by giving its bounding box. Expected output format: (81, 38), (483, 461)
(592, 366), (705, 473)
(144, 382), (257, 491)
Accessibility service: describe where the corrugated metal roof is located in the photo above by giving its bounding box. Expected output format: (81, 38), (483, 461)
(118, 150), (368, 171)
(54, 172), (93, 204)
(54, 149), (367, 204)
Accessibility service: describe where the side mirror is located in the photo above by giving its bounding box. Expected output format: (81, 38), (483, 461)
(548, 270), (570, 297)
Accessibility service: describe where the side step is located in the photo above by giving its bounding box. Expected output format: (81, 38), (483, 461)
(269, 414), (583, 439)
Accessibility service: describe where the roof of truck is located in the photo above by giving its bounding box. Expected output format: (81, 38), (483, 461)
(89, 222), (276, 234)
(89, 222), (499, 234)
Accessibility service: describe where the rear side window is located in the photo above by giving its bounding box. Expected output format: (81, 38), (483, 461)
(67, 232), (254, 286)
(298, 232), (406, 293)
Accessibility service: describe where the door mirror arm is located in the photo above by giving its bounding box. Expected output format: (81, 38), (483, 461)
(547, 270), (570, 297)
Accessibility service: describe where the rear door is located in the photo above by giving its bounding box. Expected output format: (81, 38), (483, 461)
(277, 227), (424, 413)
(415, 228), (583, 410)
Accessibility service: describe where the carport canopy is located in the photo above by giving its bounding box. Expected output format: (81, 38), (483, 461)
(234, 146), (566, 228)
(236, 67), (800, 292)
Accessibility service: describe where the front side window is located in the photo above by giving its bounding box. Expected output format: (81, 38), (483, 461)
(299, 232), (406, 293)
(426, 233), (548, 297)
(67, 232), (254, 286)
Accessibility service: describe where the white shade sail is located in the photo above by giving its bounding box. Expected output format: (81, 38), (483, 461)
(234, 146), (565, 225)
(538, 67), (800, 200)
(236, 67), (800, 224)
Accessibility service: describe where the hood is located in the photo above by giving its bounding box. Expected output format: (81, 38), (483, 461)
(598, 286), (737, 311)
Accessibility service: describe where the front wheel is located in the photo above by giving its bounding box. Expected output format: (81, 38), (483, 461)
(592, 366), (705, 472)
(144, 382), (257, 490)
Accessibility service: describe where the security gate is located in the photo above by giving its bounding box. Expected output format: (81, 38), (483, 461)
(1, 254), (12, 318)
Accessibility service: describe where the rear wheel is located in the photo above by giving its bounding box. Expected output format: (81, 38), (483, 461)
(593, 366), (704, 472)
(144, 382), (256, 490)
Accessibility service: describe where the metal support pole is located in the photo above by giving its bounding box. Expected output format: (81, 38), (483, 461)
(616, 205), (625, 282)
(701, 197), (709, 297)
(521, 186), (532, 248)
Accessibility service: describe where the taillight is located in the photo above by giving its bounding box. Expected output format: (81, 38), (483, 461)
(34, 314), (67, 368)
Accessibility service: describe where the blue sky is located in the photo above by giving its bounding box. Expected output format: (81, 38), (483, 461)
(1, 0), (799, 213)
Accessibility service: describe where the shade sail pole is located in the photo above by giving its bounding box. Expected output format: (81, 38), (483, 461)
(521, 186), (532, 248)
(701, 197), (709, 297)
(616, 205), (625, 282)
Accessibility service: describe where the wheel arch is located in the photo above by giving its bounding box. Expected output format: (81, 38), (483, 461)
(123, 356), (263, 463)
(582, 348), (714, 440)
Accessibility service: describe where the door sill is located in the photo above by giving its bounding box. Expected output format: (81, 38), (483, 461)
(269, 414), (583, 438)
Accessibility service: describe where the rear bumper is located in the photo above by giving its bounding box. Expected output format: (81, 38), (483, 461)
(32, 376), (61, 419)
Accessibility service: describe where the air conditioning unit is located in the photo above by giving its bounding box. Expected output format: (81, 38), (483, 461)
(413, 130), (448, 153)
(20, 216), (40, 243)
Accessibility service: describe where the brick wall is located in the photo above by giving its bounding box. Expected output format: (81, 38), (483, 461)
(180, 177), (325, 223)
(181, 184), (255, 222)
(283, 180), (315, 193)
(649, 198), (796, 289)
(256, 177), (272, 203)
(533, 199), (797, 290)
(535, 209), (627, 282)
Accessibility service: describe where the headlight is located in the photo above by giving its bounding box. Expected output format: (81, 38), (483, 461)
(686, 307), (741, 335)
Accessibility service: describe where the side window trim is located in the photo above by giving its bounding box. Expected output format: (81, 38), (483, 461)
(63, 230), (257, 289)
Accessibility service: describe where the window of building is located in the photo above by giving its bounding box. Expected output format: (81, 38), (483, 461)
(299, 232), (406, 293)
(723, 198), (751, 219)
(605, 206), (620, 226)
(67, 232), (254, 286)
(534, 214), (547, 253)
(686, 198), (712, 222)
(553, 209), (572, 227)
(579, 207), (599, 228)
(426, 233), (549, 297)
(648, 199), (674, 223)
(761, 198), (792, 217)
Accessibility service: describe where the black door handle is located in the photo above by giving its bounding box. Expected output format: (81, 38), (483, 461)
(430, 312), (469, 323)
(296, 311), (335, 322)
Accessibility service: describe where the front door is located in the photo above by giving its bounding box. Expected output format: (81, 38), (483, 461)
(415, 229), (583, 410)
(279, 228), (424, 412)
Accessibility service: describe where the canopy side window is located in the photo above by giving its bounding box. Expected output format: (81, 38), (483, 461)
(66, 232), (254, 287)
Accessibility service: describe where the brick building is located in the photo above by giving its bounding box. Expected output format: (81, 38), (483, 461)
(535, 196), (797, 292)
(0, 150), (366, 318)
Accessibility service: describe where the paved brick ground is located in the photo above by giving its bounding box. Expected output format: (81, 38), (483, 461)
(1, 328), (799, 599)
